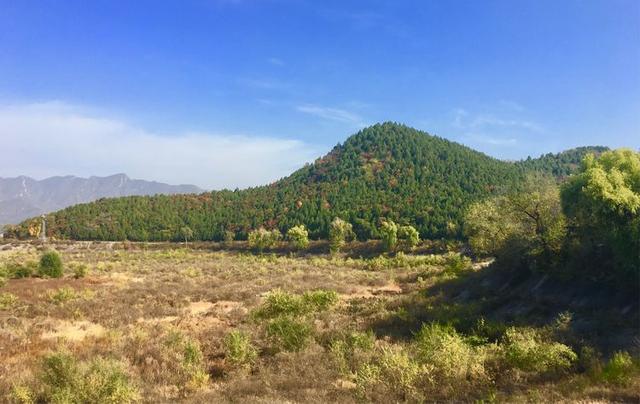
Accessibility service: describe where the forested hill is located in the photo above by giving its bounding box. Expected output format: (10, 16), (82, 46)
(6, 123), (606, 241)
(515, 146), (609, 177)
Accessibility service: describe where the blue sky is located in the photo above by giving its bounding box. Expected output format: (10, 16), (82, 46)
(1, 0), (638, 189)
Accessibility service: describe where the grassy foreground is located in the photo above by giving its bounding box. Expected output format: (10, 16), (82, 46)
(0, 241), (638, 403)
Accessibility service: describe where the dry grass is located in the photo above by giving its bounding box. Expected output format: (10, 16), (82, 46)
(0, 241), (637, 403)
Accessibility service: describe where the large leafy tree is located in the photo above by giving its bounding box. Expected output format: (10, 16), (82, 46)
(465, 174), (566, 270)
(561, 149), (640, 281)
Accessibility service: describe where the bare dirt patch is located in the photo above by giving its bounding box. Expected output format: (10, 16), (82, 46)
(211, 300), (245, 315)
(186, 301), (215, 316)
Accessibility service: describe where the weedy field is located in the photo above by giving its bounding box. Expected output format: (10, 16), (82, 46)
(0, 241), (638, 403)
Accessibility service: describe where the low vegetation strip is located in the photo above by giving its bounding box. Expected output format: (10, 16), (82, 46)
(0, 243), (637, 402)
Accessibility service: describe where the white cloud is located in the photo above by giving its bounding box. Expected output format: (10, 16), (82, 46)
(296, 104), (365, 126)
(0, 101), (318, 190)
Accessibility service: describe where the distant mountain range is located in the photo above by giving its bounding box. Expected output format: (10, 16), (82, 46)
(6, 123), (609, 241)
(0, 174), (202, 226)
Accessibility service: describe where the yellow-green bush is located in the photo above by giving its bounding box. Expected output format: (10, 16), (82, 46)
(600, 351), (636, 386)
(46, 287), (80, 305)
(501, 327), (576, 374)
(0, 292), (18, 309)
(413, 323), (486, 382)
(377, 346), (422, 396)
(286, 225), (310, 250)
(266, 316), (313, 352)
(252, 289), (338, 319)
(354, 345), (425, 401)
(72, 263), (89, 279)
(224, 330), (258, 367)
(329, 330), (375, 374)
(10, 384), (35, 404)
(163, 330), (210, 393)
(248, 227), (282, 252)
(302, 289), (339, 311)
(36, 351), (139, 403)
(2, 261), (37, 279)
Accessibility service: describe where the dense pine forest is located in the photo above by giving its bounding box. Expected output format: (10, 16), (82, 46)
(6, 123), (606, 242)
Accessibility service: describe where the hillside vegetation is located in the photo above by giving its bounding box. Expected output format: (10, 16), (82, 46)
(5, 123), (606, 242)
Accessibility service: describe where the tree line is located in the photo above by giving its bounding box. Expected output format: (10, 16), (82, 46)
(4, 123), (606, 243)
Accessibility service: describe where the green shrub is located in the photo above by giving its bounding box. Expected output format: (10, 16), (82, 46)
(40, 352), (79, 397)
(253, 289), (338, 319)
(329, 217), (353, 254)
(330, 331), (375, 374)
(380, 220), (398, 252)
(80, 358), (140, 403)
(600, 351), (636, 386)
(413, 323), (485, 382)
(501, 327), (577, 374)
(286, 225), (310, 250)
(0, 292), (18, 309)
(72, 263), (88, 279)
(39, 250), (63, 278)
(14, 263), (34, 278)
(46, 287), (79, 305)
(0, 276), (6, 288)
(2, 261), (37, 279)
(266, 316), (313, 352)
(355, 362), (381, 399)
(248, 228), (281, 253)
(163, 331), (210, 392)
(224, 330), (258, 367)
(377, 346), (422, 397)
(398, 225), (420, 250)
(301, 290), (339, 311)
(10, 384), (35, 403)
(39, 352), (139, 403)
(444, 253), (472, 273)
(355, 346), (423, 401)
(253, 290), (308, 319)
(578, 346), (602, 376)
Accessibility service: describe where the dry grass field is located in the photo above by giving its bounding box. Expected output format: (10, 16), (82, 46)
(0, 241), (638, 403)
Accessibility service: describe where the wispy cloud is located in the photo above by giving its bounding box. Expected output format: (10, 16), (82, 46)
(453, 108), (543, 132)
(0, 101), (319, 190)
(450, 104), (546, 152)
(452, 108), (469, 129)
(466, 133), (518, 146)
(267, 57), (285, 66)
(296, 104), (365, 126)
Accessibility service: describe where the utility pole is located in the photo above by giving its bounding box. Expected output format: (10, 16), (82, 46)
(41, 214), (47, 242)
